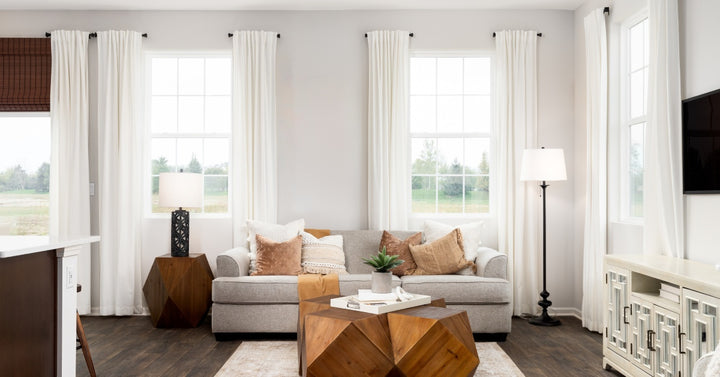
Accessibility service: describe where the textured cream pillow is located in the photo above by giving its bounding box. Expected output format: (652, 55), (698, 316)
(247, 219), (305, 272)
(251, 234), (303, 276)
(409, 229), (475, 275)
(300, 232), (348, 274)
(424, 220), (484, 263)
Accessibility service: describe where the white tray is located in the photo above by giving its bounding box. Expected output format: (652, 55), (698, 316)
(330, 294), (431, 314)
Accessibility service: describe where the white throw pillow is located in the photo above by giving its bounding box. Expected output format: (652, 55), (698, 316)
(423, 220), (484, 264)
(300, 232), (347, 275)
(247, 219), (305, 272)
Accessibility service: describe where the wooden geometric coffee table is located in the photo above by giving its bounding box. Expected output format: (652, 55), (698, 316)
(301, 298), (477, 377)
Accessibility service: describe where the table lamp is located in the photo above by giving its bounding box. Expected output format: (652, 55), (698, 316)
(520, 147), (567, 326)
(159, 172), (203, 257)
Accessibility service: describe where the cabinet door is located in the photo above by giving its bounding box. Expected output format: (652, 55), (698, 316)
(681, 289), (720, 377)
(653, 305), (680, 377)
(607, 268), (630, 356)
(630, 297), (653, 374)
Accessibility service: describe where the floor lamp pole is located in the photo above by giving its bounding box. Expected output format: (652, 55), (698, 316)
(529, 180), (561, 326)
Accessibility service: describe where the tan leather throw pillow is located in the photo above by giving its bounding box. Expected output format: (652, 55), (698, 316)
(379, 231), (423, 276)
(409, 228), (475, 275)
(251, 234), (303, 276)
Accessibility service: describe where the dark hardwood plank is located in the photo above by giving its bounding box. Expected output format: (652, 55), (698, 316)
(77, 315), (621, 377)
(498, 316), (623, 377)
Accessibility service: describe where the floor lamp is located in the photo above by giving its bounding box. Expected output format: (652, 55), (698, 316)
(520, 147), (567, 326)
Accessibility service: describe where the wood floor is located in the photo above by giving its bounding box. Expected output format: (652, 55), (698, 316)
(76, 315), (623, 377)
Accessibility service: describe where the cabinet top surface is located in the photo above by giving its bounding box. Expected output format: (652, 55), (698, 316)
(0, 235), (100, 258)
(605, 254), (720, 293)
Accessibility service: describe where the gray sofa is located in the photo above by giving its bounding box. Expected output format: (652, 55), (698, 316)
(211, 230), (511, 337)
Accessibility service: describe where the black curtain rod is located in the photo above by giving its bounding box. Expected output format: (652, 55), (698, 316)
(492, 32), (542, 38)
(364, 32), (414, 38)
(604, 7), (610, 14)
(227, 33), (281, 38)
(45, 32), (148, 38)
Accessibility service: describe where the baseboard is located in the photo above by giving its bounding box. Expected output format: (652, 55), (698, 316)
(548, 307), (582, 320)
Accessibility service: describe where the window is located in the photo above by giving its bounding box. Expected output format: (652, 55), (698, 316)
(148, 55), (231, 215)
(409, 54), (492, 215)
(622, 17), (648, 219)
(0, 115), (51, 235)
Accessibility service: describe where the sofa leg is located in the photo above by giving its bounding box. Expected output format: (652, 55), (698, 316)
(214, 333), (233, 341)
(473, 333), (509, 342)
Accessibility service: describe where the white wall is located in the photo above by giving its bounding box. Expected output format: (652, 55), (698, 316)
(679, 0), (720, 266)
(0, 9), (578, 311)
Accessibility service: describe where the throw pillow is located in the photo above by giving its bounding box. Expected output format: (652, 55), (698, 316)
(247, 218), (305, 272)
(304, 228), (331, 239)
(409, 228), (475, 275)
(251, 234), (303, 276)
(301, 232), (348, 274)
(424, 220), (483, 271)
(379, 231), (422, 276)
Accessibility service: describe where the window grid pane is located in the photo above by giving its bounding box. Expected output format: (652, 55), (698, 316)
(149, 56), (231, 214)
(410, 55), (492, 215)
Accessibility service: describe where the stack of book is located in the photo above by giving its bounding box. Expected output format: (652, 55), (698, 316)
(659, 283), (681, 303)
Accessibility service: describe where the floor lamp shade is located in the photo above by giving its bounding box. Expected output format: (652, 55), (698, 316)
(520, 148), (567, 182)
(158, 172), (203, 257)
(519, 147), (566, 326)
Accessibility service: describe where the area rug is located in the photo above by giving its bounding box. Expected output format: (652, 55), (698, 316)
(214, 341), (524, 377)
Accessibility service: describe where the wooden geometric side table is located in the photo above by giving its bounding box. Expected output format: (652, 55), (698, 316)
(143, 253), (214, 328)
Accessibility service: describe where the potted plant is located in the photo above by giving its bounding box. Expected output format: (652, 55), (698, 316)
(362, 247), (403, 293)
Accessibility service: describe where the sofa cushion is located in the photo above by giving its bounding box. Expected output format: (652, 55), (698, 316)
(409, 229), (474, 275)
(247, 218), (305, 272)
(379, 230), (422, 276)
(213, 274), (402, 304)
(331, 230), (418, 274)
(301, 232), (347, 274)
(424, 220), (483, 275)
(400, 275), (510, 304)
(252, 234), (303, 276)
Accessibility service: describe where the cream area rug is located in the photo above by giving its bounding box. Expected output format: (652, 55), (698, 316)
(215, 341), (525, 377)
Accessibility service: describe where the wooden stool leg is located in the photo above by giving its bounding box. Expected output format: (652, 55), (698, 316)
(76, 312), (97, 377)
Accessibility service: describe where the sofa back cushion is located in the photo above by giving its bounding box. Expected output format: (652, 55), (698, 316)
(331, 230), (419, 274)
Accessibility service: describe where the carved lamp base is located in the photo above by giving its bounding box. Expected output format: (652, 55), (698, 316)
(171, 208), (190, 257)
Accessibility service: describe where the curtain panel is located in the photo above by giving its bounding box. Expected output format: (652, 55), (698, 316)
(367, 30), (410, 231)
(0, 38), (51, 111)
(494, 30), (541, 316)
(581, 8), (608, 333)
(231, 31), (278, 246)
(644, 0), (684, 258)
(96, 30), (144, 315)
(49, 30), (92, 314)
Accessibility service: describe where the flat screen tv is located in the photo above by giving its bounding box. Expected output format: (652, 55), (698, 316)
(683, 88), (720, 193)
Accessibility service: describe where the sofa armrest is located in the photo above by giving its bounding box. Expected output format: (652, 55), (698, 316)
(216, 247), (250, 277)
(475, 247), (507, 279)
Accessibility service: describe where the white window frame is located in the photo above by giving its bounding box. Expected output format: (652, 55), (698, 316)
(619, 11), (648, 224)
(144, 52), (232, 219)
(408, 51), (495, 221)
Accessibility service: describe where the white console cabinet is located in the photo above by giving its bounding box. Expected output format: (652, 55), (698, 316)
(603, 255), (720, 377)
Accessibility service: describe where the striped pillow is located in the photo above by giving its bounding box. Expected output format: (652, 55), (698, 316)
(300, 232), (348, 275)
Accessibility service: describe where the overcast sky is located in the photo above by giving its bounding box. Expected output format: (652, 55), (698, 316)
(0, 116), (51, 173)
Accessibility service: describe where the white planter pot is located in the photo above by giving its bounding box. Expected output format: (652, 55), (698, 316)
(371, 271), (392, 293)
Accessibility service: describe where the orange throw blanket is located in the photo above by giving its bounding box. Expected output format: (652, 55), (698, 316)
(297, 273), (340, 301)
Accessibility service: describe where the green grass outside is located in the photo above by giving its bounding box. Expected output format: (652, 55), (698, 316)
(412, 189), (489, 214)
(151, 191), (228, 214)
(0, 190), (49, 235)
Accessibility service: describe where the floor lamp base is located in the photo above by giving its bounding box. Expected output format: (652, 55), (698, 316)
(529, 311), (561, 326)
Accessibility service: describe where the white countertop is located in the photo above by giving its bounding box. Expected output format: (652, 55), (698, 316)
(0, 235), (100, 258)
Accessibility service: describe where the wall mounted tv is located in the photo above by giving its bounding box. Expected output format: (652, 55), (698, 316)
(683, 88), (720, 193)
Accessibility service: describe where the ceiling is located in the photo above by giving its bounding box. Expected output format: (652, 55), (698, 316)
(0, 0), (587, 11)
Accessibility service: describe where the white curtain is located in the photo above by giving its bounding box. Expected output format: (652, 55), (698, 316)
(494, 30), (540, 316)
(581, 9), (608, 333)
(49, 30), (92, 314)
(96, 30), (144, 315)
(644, 0), (684, 258)
(367, 30), (410, 231)
(231, 31), (278, 246)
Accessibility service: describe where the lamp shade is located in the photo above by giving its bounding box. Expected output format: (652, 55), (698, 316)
(520, 148), (567, 181)
(158, 172), (203, 208)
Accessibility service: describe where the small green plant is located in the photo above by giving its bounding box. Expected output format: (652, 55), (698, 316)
(362, 246), (404, 273)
